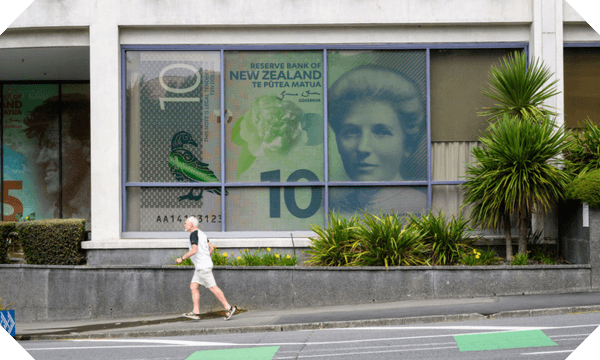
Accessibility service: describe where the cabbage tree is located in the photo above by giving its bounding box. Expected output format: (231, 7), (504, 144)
(468, 51), (562, 259)
(463, 115), (571, 256)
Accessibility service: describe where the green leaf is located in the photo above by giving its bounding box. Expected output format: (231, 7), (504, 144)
(236, 145), (256, 179)
(231, 115), (245, 146)
(479, 51), (559, 122)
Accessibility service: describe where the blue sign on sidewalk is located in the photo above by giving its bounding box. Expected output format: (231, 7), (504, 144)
(1, 310), (15, 336)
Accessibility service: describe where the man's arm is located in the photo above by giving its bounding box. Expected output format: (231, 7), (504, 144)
(176, 244), (197, 264)
(208, 241), (214, 254)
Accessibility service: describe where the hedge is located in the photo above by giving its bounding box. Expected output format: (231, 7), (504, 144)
(0, 222), (16, 264)
(568, 169), (600, 209)
(18, 219), (86, 265)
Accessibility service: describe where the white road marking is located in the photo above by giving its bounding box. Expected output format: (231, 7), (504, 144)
(522, 349), (575, 355)
(328, 324), (600, 331)
(549, 333), (594, 338)
(52, 330), (541, 348)
(25, 345), (182, 351)
(275, 341), (457, 353)
(64, 332), (483, 347)
(325, 325), (541, 331)
(24, 324), (595, 353)
(71, 339), (232, 346)
(24, 339), (232, 351)
(273, 346), (458, 359)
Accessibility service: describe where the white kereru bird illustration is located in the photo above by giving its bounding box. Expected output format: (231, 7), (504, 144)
(169, 131), (225, 201)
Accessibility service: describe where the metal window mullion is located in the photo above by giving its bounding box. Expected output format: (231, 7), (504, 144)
(323, 49), (329, 226)
(220, 49), (226, 232)
(58, 84), (63, 218)
(121, 43), (529, 52)
(426, 48), (432, 210)
(125, 181), (326, 187)
(122, 48), (128, 232)
(431, 181), (465, 186)
(326, 181), (428, 187)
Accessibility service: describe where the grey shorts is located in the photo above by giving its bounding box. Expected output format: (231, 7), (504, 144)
(191, 268), (216, 288)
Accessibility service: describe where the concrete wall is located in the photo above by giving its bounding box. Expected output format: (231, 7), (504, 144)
(0, 264), (591, 322)
(9, 0), (532, 28)
(559, 201), (590, 264)
(557, 204), (600, 290)
(590, 207), (600, 289)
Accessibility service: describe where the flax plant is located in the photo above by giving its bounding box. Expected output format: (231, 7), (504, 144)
(351, 213), (430, 267)
(479, 51), (559, 122)
(305, 211), (360, 266)
(463, 115), (571, 256)
(408, 211), (475, 265)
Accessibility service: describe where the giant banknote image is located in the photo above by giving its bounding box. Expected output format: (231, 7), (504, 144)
(327, 51), (428, 218)
(126, 51), (222, 231)
(225, 51), (325, 230)
(3, 84), (91, 228)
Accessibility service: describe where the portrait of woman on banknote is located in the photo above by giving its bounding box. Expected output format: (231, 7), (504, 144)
(328, 65), (427, 217)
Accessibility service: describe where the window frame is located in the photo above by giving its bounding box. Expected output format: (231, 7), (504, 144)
(121, 43), (528, 236)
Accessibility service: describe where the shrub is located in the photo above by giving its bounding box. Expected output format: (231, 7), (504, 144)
(526, 230), (556, 264)
(231, 248), (298, 266)
(351, 212), (430, 267)
(567, 169), (600, 208)
(305, 211), (360, 266)
(408, 211), (475, 265)
(173, 247), (298, 266)
(0, 222), (16, 264)
(510, 252), (528, 265)
(459, 248), (502, 266)
(233, 248), (264, 266)
(19, 219), (86, 265)
(564, 119), (600, 177)
(212, 249), (231, 266)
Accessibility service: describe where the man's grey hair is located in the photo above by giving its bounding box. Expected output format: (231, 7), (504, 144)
(187, 216), (199, 227)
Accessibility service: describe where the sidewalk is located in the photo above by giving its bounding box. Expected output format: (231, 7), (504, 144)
(13, 291), (600, 341)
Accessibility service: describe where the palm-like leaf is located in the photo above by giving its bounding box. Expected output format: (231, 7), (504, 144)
(479, 51), (559, 122)
(351, 212), (430, 267)
(408, 211), (475, 265)
(305, 211), (360, 266)
(462, 115), (572, 255)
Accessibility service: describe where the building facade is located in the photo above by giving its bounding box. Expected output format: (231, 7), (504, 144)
(1, 0), (599, 264)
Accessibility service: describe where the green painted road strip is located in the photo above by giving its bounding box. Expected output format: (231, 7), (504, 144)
(185, 346), (280, 360)
(454, 330), (557, 351)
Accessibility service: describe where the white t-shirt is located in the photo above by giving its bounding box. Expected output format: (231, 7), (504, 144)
(189, 229), (213, 269)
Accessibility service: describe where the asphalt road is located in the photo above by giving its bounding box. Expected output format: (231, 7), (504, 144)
(19, 311), (600, 360)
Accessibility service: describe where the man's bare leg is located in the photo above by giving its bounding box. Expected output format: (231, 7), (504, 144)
(208, 285), (230, 310)
(190, 282), (201, 314)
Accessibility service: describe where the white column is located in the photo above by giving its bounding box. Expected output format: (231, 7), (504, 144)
(530, 0), (564, 240)
(89, 1), (121, 241)
(530, 0), (564, 126)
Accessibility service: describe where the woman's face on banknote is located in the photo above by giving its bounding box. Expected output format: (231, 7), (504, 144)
(336, 100), (406, 182)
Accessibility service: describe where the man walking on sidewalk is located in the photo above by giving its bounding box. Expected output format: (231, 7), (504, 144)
(176, 216), (236, 320)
